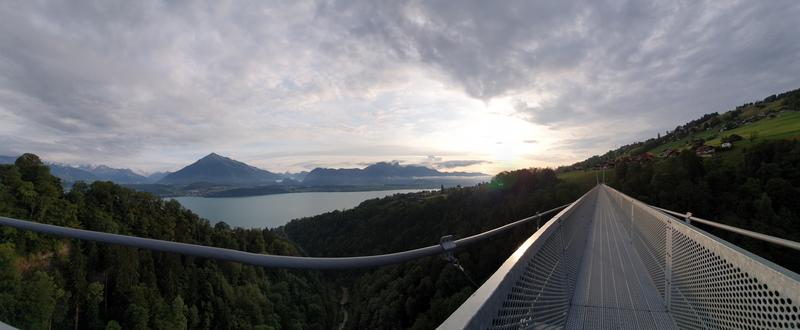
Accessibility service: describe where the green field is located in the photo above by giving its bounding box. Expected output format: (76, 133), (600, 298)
(705, 111), (800, 147)
(649, 111), (800, 155)
(558, 109), (800, 186)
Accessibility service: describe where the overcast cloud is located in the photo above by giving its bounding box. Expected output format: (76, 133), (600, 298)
(1, 0), (798, 174)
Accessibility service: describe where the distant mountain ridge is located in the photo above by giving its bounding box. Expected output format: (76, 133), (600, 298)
(0, 155), (16, 164)
(146, 171), (170, 182)
(49, 164), (97, 182)
(1, 155), (155, 184)
(158, 153), (283, 185)
(3, 153), (489, 192)
(78, 164), (150, 183)
(302, 161), (487, 186)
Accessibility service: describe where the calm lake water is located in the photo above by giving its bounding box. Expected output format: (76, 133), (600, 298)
(169, 189), (425, 229)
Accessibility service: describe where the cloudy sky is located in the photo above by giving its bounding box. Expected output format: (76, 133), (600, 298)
(1, 1), (799, 174)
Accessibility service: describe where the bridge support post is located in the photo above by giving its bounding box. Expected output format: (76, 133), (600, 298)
(665, 218), (673, 311)
(630, 199), (634, 243)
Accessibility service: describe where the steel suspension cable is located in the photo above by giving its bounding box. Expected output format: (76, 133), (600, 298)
(0, 203), (570, 270)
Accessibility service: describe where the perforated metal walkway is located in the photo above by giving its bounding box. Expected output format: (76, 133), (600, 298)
(441, 185), (800, 329)
(565, 188), (676, 329)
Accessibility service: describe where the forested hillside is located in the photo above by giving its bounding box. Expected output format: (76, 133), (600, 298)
(0, 154), (337, 329)
(561, 88), (800, 171)
(610, 140), (800, 272)
(284, 169), (585, 329)
(552, 88), (800, 273)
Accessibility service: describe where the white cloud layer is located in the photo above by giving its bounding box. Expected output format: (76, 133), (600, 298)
(1, 0), (799, 174)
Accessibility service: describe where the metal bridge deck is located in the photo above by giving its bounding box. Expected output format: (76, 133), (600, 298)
(442, 185), (800, 329)
(565, 189), (676, 329)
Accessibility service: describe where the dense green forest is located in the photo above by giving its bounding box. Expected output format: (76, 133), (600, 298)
(0, 154), (337, 329)
(610, 140), (800, 272)
(283, 169), (585, 329)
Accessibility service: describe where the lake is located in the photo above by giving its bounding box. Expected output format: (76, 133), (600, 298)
(169, 189), (426, 228)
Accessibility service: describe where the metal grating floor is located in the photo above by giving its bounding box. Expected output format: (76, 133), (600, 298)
(565, 190), (677, 329)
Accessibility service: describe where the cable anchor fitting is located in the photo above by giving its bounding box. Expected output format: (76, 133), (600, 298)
(440, 235), (466, 272)
(439, 235), (478, 288)
(439, 235), (457, 263)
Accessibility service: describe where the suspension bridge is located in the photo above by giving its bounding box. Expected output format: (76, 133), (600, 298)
(2, 184), (799, 329)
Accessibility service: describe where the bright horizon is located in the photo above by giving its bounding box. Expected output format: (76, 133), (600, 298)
(1, 1), (799, 175)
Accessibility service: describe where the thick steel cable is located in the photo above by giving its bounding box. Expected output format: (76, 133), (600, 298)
(0, 203), (569, 270)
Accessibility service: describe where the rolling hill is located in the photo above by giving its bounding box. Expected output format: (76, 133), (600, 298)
(559, 87), (800, 175)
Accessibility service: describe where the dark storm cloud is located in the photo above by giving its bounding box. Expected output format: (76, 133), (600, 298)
(320, 0), (800, 128)
(316, 1), (589, 100)
(1, 0), (799, 171)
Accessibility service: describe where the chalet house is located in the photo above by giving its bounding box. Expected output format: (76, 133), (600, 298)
(695, 145), (715, 157)
(638, 152), (655, 161)
(659, 149), (679, 158)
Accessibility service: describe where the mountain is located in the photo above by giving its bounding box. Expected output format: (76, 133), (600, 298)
(48, 164), (98, 183)
(158, 153), (284, 185)
(146, 171), (170, 182)
(302, 161), (488, 186)
(79, 165), (150, 184)
(0, 155), (16, 164)
(282, 171), (309, 182)
(2, 155), (155, 184)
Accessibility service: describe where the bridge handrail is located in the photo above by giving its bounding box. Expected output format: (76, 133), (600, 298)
(652, 206), (800, 252)
(438, 186), (598, 329)
(0, 203), (569, 270)
(441, 185), (800, 329)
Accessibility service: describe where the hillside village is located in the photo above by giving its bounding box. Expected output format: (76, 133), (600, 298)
(560, 88), (800, 171)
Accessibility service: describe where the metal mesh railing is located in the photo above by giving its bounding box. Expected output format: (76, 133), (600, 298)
(440, 186), (599, 329)
(604, 186), (800, 330)
(442, 185), (800, 329)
